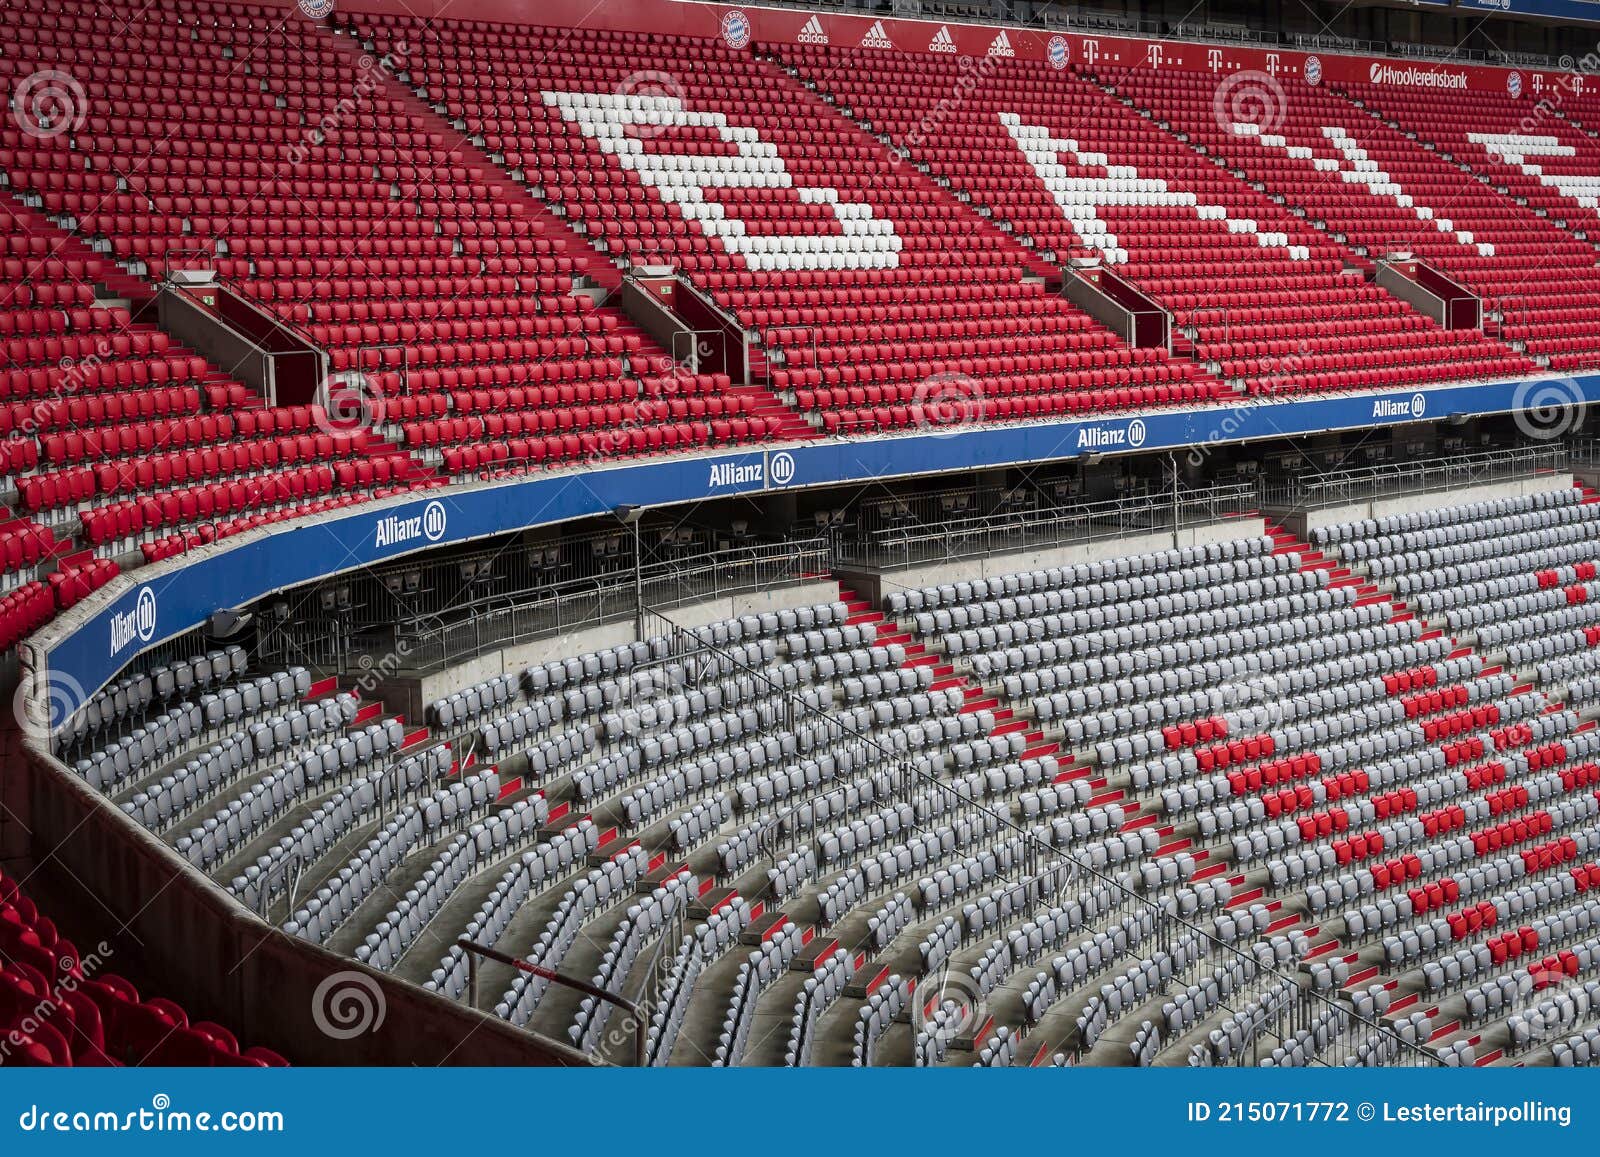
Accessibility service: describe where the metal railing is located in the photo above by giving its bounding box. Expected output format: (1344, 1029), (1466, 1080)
(760, 324), (819, 393)
(1261, 445), (1570, 512)
(670, 328), (729, 377)
(457, 939), (646, 1067)
(353, 342), (411, 395)
(1566, 440), (1600, 467)
(837, 482), (1258, 570)
(317, 536), (834, 676)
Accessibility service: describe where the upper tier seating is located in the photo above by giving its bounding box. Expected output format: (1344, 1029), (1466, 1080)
(1104, 67), (1600, 371)
(344, 13), (1229, 431)
(774, 45), (1532, 398)
(0, 0), (779, 482)
(1348, 83), (1600, 269)
(0, 0), (1591, 669)
(0, 198), (441, 645)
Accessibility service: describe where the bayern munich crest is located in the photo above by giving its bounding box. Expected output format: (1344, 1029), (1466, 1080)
(297, 0), (334, 17)
(720, 9), (751, 49)
(1048, 35), (1070, 70)
(1304, 55), (1323, 86)
(1507, 71), (1523, 98)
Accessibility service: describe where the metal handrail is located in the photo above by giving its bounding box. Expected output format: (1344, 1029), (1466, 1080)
(214, 278), (326, 351)
(1262, 445), (1569, 510)
(839, 483), (1258, 570)
(360, 536), (833, 675)
(457, 939), (645, 1067)
(759, 324), (819, 393)
(352, 342), (410, 396)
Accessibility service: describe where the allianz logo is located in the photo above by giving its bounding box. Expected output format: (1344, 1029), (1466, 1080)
(1373, 393), (1427, 419)
(1076, 418), (1148, 451)
(110, 586), (157, 657)
(708, 452), (796, 489)
(375, 500), (447, 549)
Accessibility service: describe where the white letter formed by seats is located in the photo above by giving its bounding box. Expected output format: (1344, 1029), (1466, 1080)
(542, 89), (904, 272)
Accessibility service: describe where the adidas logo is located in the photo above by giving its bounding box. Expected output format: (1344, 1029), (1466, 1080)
(929, 25), (956, 53)
(798, 16), (828, 45)
(860, 20), (893, 49)
(988, 30), (1014, 57)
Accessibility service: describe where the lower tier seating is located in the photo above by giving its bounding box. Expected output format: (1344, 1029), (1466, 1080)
(50, 481), (1600, 1066)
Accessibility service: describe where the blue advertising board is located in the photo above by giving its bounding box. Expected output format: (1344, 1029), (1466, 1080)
(33, 373), (1600, 728)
